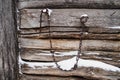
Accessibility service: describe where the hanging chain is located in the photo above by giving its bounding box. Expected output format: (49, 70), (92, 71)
(39, 10), (44, 33)
(39, 9), (88, 71)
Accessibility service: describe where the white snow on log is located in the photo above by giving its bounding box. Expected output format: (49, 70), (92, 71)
(84, 52), (100, 55)
(47, 8), (52, 16)
(42, 8), (52, 16)
(58, 57), (120, 71)
(78, 58), (120, 72)
(36, 51), (78, 56)
(109, 26), (120, 29)
(95, 57), (113, 60)
(42, 9), (47, 13)
(80, 14), (88, 17)
(19, 52), (120, 72)
(19, 55), (55, 69)
(36, 51), (99, 56)
(58, 57), (77, 70)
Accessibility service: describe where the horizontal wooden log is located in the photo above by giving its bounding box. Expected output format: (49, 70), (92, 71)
(19, 27), (120, 34)
(20, 33), (120, 40)
(20, 33), (120, 39)
(18, 0), (120, 9)
(20, 49), (120, 67)
(21, 48), (120, 61)
(21, 65), (120, 80)
(20, 9), (120, 28)
(19, 38), (120, 51)
(21, 49), (120, 67)
(20, 74), (94, 80)
(21, 48), (76, 62)
(19, 27), (120, 40)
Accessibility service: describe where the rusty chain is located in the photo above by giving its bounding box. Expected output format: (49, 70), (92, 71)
(39, 9), (88, 71)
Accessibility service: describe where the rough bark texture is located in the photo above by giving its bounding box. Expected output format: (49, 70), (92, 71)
(0, 0), (18, 80)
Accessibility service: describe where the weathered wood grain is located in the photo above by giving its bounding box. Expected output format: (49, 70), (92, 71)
(18, 0), (120, 9)
(21, 66), (120, 80)
(20, 9), (120, 28)
(20, 49), (120, 67)
(19, 27), (120, 34)
(20, 33), (120, 40)
(19, 32), (120, 40)
(19, 27), (120, 40)
(20, 74), (93, 80)
(0, 0), (18, 80)
(19, 38), (120, 51)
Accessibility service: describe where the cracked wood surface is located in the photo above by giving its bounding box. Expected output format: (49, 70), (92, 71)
(18, 0), (120, 9)
(19, 38), (120, 51)
(21, 65), (120, 80)
(18, 2), (120, 79)
(20, 74), (98, 80)
(20, 48), (120, 67)
(20, 9), (120, 28)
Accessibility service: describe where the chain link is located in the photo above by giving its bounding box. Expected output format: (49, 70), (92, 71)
(39, 9), (86, 71)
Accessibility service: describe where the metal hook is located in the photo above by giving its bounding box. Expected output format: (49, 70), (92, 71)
(39, 8), (50, 33)
(80, 14), (89, 24)
(80, 14), (89, 33)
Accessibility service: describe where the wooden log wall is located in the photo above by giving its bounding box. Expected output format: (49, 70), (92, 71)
(18, 0), (120, 9)
(18, 0), (120, 80)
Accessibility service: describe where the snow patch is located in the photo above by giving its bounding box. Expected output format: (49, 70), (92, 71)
(84, 52), (100, 55)
(47, 8), (52, 16)
(56, 56), (120, 72)
(19, 52), (120, 72)
(78, 58), (120, 72)
(80, 14), (88, 18)
(58, 51), (78, 56)
(109, 26), (120, 29)
(36, 51), (100, 56)
(19, 55), (55, 69)
(42, 8), (52, 16)
(36, 51), (78, 56)
(42, 9), (47, 13)
(58, 57), (77, 70)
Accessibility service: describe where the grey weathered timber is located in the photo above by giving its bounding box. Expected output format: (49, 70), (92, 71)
(19, 27), (120, 34)
(20, 33), (120, 40)
(19, 27), (120, 40)
(20, 9), (120, 28)
(19, 38), (120, 51)
(20, 49), (120, 67)
(18, 0), (120, 9)
(20, 32), (120, 40)
(21, 66), (120, 80)
(0, 0), (18, 80)
(20, 74), (93, 80)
